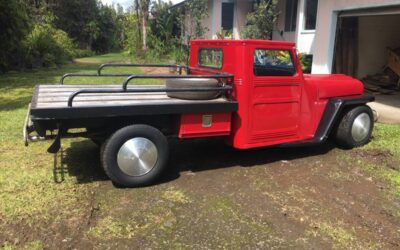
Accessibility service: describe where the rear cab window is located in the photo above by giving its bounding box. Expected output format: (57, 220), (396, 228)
(253, 49), (296, 76)
(198, 48), (223, 69)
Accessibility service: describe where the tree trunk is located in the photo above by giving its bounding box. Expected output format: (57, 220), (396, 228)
(142, 14), (147, 51)
(134, 0), (142, 51)
(136, 0), (150, 52)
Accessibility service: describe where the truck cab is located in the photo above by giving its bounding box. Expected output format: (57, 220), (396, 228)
(25, 39), (374, 187)
(189, 40), (372, 149)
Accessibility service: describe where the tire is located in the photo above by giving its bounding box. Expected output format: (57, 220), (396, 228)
(166, 78), (221, 100)
(334, 105), (374, 149)
(101, 125), (169, 187)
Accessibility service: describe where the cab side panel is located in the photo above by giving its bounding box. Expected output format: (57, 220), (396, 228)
(229, 46), (305, 149)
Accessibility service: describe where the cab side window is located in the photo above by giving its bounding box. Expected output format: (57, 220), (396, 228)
(198, 48), (223, 69)
(254, 49), (296, 76)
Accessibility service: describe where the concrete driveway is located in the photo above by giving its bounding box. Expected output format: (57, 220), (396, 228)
(368, 92), (400, 124)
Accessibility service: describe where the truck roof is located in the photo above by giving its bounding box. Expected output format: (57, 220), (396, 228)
(191, 39), (296, 47)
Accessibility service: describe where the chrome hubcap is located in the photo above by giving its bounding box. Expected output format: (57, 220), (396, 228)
(351, 113), (371, 142)
(117, 138), (158, 176)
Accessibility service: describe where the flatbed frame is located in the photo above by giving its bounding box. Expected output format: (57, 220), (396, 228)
(25, 64), (237, 147)
(31, 84), (237, 119)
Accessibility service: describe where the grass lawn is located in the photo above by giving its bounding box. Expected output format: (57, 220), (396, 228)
(0, 52), (400, 249)
(362, 124), (400, 197)
(73, 52), (132, 64)
(0, 52), (145, 243)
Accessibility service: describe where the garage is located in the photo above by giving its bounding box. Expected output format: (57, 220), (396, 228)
(333, 6), (400, 78)
(332, 6), (400, 123)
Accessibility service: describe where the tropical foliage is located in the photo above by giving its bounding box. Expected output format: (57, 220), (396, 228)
(0, 0), (30, 72)
(0, 0), (124, 72)
(242, 0), (280, 40)
(179, 0), (209, 42)
(0, 0), (210, 72)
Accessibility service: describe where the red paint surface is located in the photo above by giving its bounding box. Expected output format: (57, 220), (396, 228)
(184, 40), (364, 149)
(178, 113), (231, 139)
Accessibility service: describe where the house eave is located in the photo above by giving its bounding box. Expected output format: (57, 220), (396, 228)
(170, 0), (188, 9)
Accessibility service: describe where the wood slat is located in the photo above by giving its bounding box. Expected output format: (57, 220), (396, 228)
(38, 84), (164, 88)
(32, 84), (228, 109)
(37, 96), (173, 103)
(37, 92), (167, 99)
(37, 84), (164, 92)
(35, 98), (225, 108)
(38, 91), (162, 97)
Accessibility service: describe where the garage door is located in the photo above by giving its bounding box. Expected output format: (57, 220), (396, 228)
(333, 5), (400, 77)
(339, 6), (400, 17)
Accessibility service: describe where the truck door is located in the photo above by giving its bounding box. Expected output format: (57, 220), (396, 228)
(249, 48), (301, 144)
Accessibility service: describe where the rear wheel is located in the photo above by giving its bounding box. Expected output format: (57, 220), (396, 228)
(334, 105), (374, 148)
(101, 124), (169, 187)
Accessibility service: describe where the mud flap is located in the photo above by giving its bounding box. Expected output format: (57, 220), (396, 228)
(47, 125), (66, 153)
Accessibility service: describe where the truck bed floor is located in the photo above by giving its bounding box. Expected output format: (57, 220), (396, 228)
(30, 85), (237, 120)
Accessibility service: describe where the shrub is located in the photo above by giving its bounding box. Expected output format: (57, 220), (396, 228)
(0, 0), (30, 72)
(53, 29), (76, 59)
(123, 14), (142, 57)
(298, 53), (313, 73)
(74, 49), (95, 59)
(242, 0), (280, 40)
(172, 45), (189, 65)
(23, 23), (77, 68)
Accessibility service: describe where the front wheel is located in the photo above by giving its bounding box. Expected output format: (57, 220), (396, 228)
(334, 105), (374, 149)
(101, 124), (169, 187)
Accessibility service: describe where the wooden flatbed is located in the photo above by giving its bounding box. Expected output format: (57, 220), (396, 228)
(24, 63), (237, 154)
(30, 84), (238, 120)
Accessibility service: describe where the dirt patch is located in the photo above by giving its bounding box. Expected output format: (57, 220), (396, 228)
(2, 139), (400, 249)
(140, 66), (171, 74)
(0, 187), (98, 249)
(351, 148), (400, 171)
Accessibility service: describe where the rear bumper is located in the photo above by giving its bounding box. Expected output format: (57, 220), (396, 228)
(23, 103), (49, 146)
(23, 103), (31, 146)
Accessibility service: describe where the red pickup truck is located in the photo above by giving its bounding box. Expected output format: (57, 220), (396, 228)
(24, 39), (374, 187)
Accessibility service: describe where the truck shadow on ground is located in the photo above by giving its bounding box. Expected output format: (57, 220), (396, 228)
(53, 140), (108, 184)
(161, 137), (336, 184)
(56, 137), (337, 186)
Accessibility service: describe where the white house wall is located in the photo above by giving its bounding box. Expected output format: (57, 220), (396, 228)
(295, 0), (316, 54)
(273, 0), (297, 43)
(182, 0), (214, 42)
(205, 0), (214, 38)
(195, 0), (252, 39)
(312, 0), (400, 74)
(234, 0), (252, 38)
(209, 0), (220, 38)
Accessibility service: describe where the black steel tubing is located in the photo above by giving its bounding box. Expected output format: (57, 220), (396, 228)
(61, 63), (235, 107)
(67, 86), (233, 107)
(60, 64), (232, 85)
(122, 74), (233, 91)
(60, 73), (135, 85)
(96, 64), (227, 76)
(186, 66), (227, 75)
(97, 63), (187, 76)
